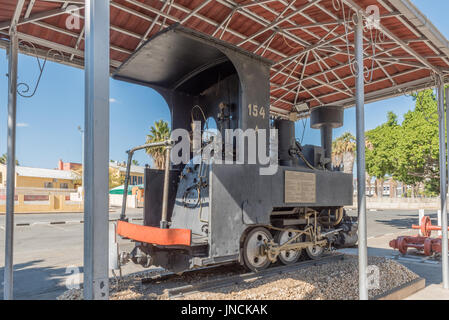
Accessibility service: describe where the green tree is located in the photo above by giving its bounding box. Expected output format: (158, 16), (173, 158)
(395, 90), (440, 196)
(132, 160), (140, 166)
(365, 112), (400, 197)
(146, 120), (171, 169)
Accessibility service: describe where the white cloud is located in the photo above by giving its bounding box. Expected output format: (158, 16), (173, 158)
(109, 98), (117, 103)
(17, 123), (29, 127)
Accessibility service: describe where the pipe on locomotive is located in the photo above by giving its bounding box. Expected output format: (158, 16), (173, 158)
(275, 106), (343, 170)
(120, 140), (174, 225)
(310, 106), (344, 170)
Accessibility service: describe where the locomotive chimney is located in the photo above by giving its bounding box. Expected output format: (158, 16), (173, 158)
(274, 119), (297, 167)
(310, 106), (344, 170)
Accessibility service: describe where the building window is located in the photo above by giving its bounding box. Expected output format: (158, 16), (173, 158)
(138, 176), (142, 184)
(131, 176), (137, 185)
(44, 182), (53, 188)
(60, 183), (69, 189)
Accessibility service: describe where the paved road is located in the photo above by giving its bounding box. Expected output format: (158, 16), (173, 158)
(346, 208), (436, 238)
(0, 208), (430, 299)
(0, 207), (145, 300)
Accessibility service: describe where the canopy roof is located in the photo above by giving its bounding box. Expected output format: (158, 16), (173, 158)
(1, 0), (449, 117)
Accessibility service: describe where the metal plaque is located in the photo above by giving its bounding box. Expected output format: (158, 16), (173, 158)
(284, 171), (316, 203)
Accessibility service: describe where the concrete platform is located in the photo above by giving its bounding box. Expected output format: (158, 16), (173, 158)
(339, 229), (449, 300)
(406, 284), (449, 300)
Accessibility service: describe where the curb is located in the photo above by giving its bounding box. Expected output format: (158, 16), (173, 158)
(374, 277), (426, 300)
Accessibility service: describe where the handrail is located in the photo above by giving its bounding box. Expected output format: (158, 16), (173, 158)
(120, 140), (174, 223)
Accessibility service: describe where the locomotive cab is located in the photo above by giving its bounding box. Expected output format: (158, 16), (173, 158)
(113, 25), (357, 273)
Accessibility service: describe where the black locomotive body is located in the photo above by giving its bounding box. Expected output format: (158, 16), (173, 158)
(114, 25), (357, 272)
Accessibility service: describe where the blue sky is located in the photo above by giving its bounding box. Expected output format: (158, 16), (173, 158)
(0, 0), (447, 169)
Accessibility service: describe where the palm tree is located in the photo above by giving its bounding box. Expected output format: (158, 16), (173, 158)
(332, 132), (356, 174)
(146, 120), (171, 169)
(332, 139), (343, 168)
(132, 160), (140, 166)
(0, 153), (19, 165)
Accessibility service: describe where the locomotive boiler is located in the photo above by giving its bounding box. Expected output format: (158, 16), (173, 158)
(113, 24), (358, 272)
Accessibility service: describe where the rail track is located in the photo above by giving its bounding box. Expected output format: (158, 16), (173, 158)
(139, 253), (345, 299)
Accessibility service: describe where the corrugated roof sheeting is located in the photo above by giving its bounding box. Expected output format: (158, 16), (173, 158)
(0, 0), (448, 114)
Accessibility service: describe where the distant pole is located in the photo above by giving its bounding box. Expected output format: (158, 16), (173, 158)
(441, 84), (449, 289)
(77, 125), (84, 192)
(4, 21), (19, 301)
(355, 11), (368, 300)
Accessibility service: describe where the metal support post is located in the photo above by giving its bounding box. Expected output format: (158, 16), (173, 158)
(160, 146), (172, 229)
(83, 0), (110, 300)
(355, 11), (368, 300)
(3, 25), (19, 301)
(441, 84), (449, 289)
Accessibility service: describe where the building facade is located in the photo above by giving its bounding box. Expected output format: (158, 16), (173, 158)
(0, 164), (78, 189)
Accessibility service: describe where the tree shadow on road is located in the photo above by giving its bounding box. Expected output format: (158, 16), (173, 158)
(374, 212), (438, 230)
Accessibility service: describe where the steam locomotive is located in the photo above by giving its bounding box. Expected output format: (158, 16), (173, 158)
(113, 25), (357, 272)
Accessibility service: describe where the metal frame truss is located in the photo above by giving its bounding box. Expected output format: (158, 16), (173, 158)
(1, 0), (448, 114)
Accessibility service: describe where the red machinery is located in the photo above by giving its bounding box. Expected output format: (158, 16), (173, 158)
(389, 216), (449, 256)
(389, 236), (443, 256)
(412, 216), (449, 237)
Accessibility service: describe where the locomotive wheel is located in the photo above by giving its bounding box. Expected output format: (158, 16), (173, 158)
(275, 230), (302, 265)
(305, 234), (325, 260)
(242, 227), (273, 272)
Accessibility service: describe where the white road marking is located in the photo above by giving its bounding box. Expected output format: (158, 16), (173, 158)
(65, 220), (81, 224)
(32, 222), (49, 226)
(47, 223), (68, 231)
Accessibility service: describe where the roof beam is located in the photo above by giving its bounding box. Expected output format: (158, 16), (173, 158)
(31, 21), (133, 55)
(237, 0), (318, 47)
(120, 0), (290, 60)
(318, 46), (438, 70)
(275, 31), (352, 65)
(341, 0), (443, 74)
(218, 0), (316, 52)
(0, 6), (84, 31)
(272, 45), (406, 94)
(24, 0), (36, 19)
(12, 0), (26, 27)
(303, 67), (428, 104)
(271, 47), (418, 99)
(314, 1), (420, 83)
(180, 0), (213, 24)
(270, 74), (438, 110)
(0, 30), (121, 68)
(136, 0), (170, 49)
(338, 75), (437, 108)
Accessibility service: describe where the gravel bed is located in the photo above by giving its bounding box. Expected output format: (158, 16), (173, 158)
(58, 264), (244, 300)
(180, 256), (418, 300)
(58, 255), (418, 300)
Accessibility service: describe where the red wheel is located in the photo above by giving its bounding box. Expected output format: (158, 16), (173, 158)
(421, 216), (432, 237)
(397, 236), (408, 255)
(424, 238), (433, 256)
